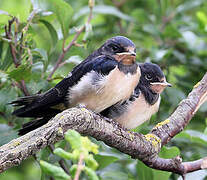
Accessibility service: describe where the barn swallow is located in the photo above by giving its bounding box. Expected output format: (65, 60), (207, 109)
(101, 62), (171, 129)
(10, 36), (141, 135)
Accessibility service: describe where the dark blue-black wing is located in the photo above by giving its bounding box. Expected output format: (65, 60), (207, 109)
(11, 55), (117, 118)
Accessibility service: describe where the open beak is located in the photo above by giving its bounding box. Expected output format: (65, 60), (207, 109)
(150, 80), (172, 94)
(116, 50), (136, 57)
(115, 50), (136, 65)
(150, 81), (172, 87)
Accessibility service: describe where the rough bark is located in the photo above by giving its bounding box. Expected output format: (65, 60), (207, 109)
(0, 73), (207, 175)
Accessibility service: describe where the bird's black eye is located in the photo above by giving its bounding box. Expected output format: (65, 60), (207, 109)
(145, 74), (153, 81)
(111, 45), (119, 52)
(108, 44), (121, 53)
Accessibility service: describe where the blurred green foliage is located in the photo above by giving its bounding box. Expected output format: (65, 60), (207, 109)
(0, 0), (207, 179)
(40, 130), (99, 180)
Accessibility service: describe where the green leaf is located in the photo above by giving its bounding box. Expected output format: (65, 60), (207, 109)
(100, 170), (129, 180)
(0, 43), (13, 71)
(0, 86), (17, 113)
(0, 41), (3, 61)
(197, 11), (207, 25)
(32, 48), (48, 71)
(0, 124), (18, 146)
(159, 146), (180, 159)
(152, 169), (172, 180)
(0, 10), (9, 16)
(36, 147), (51, 161)
(136, 160), (154, 180)
(0, 0), (31, 22)
(165, 88), (186, 106)
(40, 160), (71, 180)
(29, 23), (53, 52)
(175, 130), (207, 146)
(81, 136), (99, 154)
(0, 10), (11, 24)
(177, 170), (207, 180)
(74, 5), (134, 21)
(39, 20), (58, 50)
(38, 0), (74, 39)
(65, 130), (82, 150)
(137, 160), (171, 180)
(176, 0), (204, 13)
(83, 23), (93, 41)
(151, 146), (181, 180)
(0, 71), (8, 84)
(199, 101), (207, 112)
(8, 64), (32, 82)
(32, 48), (48, 61)
(136, 146), (179, 180)
(181, 31), (205, 51)
(64, 55), (82, 65)
(186, 130), (207, 143)
(51, 0), (73, 38)
(85, 154), (98, 170)
(69, 164), (77, 177)
(95, 154), (119, 170)
(83, 166), (99, 180)
(54, 148), (74, 160)
(204, 127), (207, 135)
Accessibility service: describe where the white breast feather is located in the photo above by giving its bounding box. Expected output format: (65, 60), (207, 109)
(67, 67), (140, 113)
(115, 95), (161, 129)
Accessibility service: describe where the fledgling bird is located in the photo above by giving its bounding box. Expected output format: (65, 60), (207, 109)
(101, 62), (171, 129)
(11, 36), (141, 135)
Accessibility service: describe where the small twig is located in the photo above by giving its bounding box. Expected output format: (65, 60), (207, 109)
(117, 20), (125, 34)
(112, 0), (126, 34)
(112, 0), (127, 7)
(14, 18), (19, 47)
(74, 153), (84, 180)
(49, 177), (55, 180)
(73, 42), (84, 48)
(12, 80), (30, 97)
(48, 145), (70, 175)
(5, 18), (19, 67)
(19, 80), (30, 96)
(47, 28), (84, 81)
(4, 17), (33, 96)
(23, 9), (38, 33)
(19, 9), (38, 63)
(0, 112), (6, 118)
(160, 12), (175, 31)
(47, 1), (94, 81)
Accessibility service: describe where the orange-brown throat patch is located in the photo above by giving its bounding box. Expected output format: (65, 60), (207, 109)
(150, 79), (171, 94)
(113, 53), (136, 65)
(150, 84), (166, 94)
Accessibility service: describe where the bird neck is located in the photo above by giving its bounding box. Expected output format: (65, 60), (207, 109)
(118, 62), (138, 74)
(136, 84), (159, 105)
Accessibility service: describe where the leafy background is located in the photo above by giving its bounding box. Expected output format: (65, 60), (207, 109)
(0, 0), (207, 179)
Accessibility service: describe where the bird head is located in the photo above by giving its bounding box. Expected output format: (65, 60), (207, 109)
(98, 36), (136, 65)
(139, 62), (171, 94)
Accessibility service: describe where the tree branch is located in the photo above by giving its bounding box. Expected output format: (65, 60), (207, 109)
(0, 73), (207, 175)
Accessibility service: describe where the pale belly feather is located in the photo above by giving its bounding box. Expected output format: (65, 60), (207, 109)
(116, 94), (161, 129)
(68, 67), (140, 113)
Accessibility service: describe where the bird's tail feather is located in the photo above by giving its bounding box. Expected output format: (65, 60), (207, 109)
(18, 117), (50, 135)
(10, 94), (41, 117)
(10, 95), (38, 106)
